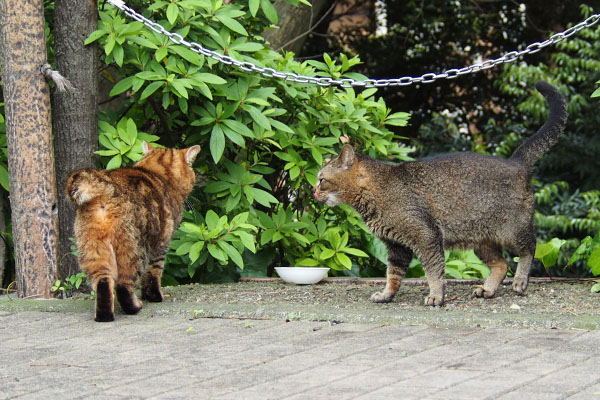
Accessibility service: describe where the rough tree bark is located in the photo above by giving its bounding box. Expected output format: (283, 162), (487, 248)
(53, 0), (99, 279)
(0, 0), (58, 298)
(0, 196), (5, 288)
(262, 0), (330, 55)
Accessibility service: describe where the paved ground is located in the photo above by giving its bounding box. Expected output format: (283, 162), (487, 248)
(1, 280), (600, 399)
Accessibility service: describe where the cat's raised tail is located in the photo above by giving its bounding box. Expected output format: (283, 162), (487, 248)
(510, 81), (568, 168)
(66, 169), (114, 206)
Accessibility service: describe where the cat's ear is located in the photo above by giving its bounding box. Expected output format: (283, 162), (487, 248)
(185, 145), (201, 165)
(339, 144), (355, 169)
(142, 141), (153, 155)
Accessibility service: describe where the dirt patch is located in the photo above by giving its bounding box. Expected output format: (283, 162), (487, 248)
(2, 278), (598, 329)
(160, 278), (600, 329)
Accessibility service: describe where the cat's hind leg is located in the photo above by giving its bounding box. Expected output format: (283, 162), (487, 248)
(114, 242), (144, 315)
(79, 239), (118, 322)
(141, 250), (166, 302)
(370, 242), (412, 303)
(510, 227), (536, 295)
(472, 244), (508, 299)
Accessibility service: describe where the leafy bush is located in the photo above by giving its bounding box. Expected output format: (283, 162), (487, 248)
(85, 0), (412, 283)
(51, 272), (91, 299)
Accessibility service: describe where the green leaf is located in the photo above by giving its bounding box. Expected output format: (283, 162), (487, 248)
(204, 181), (231, 193)
(210, 124), (226, 163)
(155, 47), (169, 62)
(446, 267), (463, 279)
(233, 231), (255, 253)
(140, 81), (164, 100)
(341, 247), (369, 257)
(295, 258), (320, 267)
(121, 118), (137, 146)
(191, 73), (226, 85)
(170, 45), (203, 66)
(222, 119), (255, 137)
(251, 187), (278, 207)
(128, 36), (158, 49)
(222, 126), (245, 148)
(218, 241), (244, 269)
(249, 0), (259, 16)
(167, 3), (179, 25)
(113, 45), (124, 66)
(105, 36), (116, 56)
(246, 106), (271, 130)
(110, 76), (136, 96)
(84, 29), (108, 45)
(270, 119), (294, 134)
(535, 238), (565, 268)
(320, 248), (335, 259)
(335, 253), (352, 269)
(175, 242), (194, 256)
(260, 0), (278, 24)
(589, 248), (600, 275)
(106, 154), (122, 170)
(0, 164), (9, 191)
(95, 149), (120, 157)
(207, 243), (226, 262)
(229, 42), (263, 52)
(217, 15), (248, 36)
(591, 283), (600, 293)
(205, 209), (220, 231)
(170, 80), (189, 99)
(189, 241), (205, 263)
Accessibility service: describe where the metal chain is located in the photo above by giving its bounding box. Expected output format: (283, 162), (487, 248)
(106, 0), (600, 88)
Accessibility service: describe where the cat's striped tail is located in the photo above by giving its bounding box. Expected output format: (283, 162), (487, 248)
(66, 169), (115, 206)
(510, 81), (568, 168)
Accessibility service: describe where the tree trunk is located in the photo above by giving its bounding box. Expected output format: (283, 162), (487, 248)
(262, 0), (331, 55)
(0, 0), (58, 298)
(0, 195), (5, 288)
(53, 0), (99, 280)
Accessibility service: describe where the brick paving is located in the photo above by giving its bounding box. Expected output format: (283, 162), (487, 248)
(1, 309), (599, 399)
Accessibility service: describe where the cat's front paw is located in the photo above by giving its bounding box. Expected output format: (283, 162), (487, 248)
(512, 276), (528, 295)
(424, 294), (444, 306)
(471, 286), (496, 299)
(370, 291), (394, 303)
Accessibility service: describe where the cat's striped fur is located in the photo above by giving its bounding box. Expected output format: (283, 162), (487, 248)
(314, 82), (567, 306)
(66, 142), (200, 322)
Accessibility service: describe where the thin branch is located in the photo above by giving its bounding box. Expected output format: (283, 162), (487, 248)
(276, 2), (338, 52)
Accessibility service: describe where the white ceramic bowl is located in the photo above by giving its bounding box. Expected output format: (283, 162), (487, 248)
(274, 267), (330, 285)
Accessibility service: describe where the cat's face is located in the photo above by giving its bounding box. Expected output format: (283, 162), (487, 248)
(314, 144), (357, 207)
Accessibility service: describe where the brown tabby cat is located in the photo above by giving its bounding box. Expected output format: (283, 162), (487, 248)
(314, 81), (567, 306)
(66, 142), (200, 322)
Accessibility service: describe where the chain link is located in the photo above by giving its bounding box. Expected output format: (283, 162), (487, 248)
(106, 0), (600, 88)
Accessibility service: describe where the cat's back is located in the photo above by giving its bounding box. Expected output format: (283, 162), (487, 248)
(372, 152), (532, 217)
(67, 166), (165, 207)
(106, 166), (167, 201)
(413, 152), (527, 186)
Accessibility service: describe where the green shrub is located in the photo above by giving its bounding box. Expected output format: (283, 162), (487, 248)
(85, 0), (412, 283)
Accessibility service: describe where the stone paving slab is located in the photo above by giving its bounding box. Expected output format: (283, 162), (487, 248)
(1, 310), (600, 399)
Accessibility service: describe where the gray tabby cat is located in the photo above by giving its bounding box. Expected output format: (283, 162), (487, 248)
(313, 81), (567, 306)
